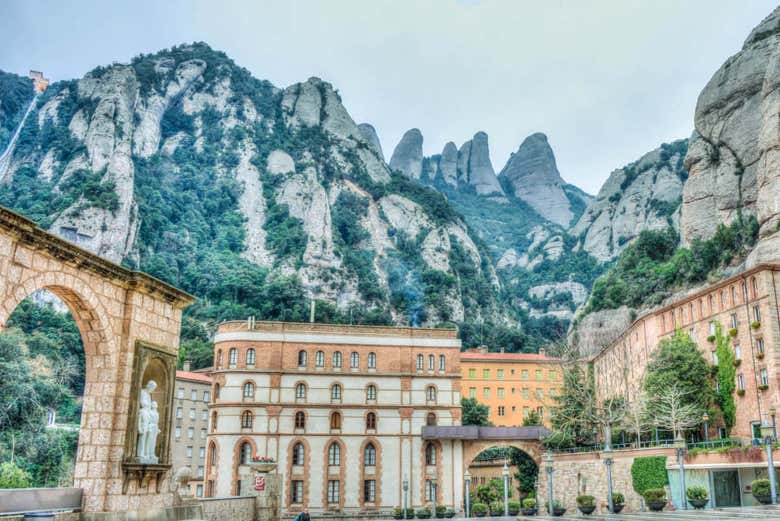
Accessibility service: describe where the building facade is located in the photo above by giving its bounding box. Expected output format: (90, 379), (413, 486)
(460, 348), (561, 427)
(171, 366), (213, 497)
(206, 321), (465, 515)
(593, 263), (780, 440)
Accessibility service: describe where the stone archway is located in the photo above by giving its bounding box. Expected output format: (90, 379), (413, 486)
(462, 441), (541, 503)
(462, 439), (543, 474)
(0, 206), (194, 512)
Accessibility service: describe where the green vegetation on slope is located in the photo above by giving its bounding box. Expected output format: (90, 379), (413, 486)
(0, 70), (33, 151)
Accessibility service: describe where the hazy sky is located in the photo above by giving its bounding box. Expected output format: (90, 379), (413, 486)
(1, 0), (777, 194)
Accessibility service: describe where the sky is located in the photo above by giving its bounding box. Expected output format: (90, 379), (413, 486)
(1, 0), (777, 194)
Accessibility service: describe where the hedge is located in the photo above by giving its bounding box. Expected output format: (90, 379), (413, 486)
(631, 456), (669, 495)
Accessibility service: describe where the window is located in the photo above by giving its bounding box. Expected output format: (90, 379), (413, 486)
(537, 406), (544, 417)
(331, 384), (342, 401)
(196, 484), (203, 497)
(522, 388), (529, 399)
(550, 388), (557, 398)
(298, 350), (307, 367)
(350, 352), (359, 368)
(200, 428), (206, 439)
(188, 427), (194, 439)
(175, 426), (181, 438)
(426, 386), (437, 402)
(468, 368), (476, 379)
(535, 388), (543, 400)
(708, 295), (714, 313)
(191, 389), (197, 401)
(425, 480), (435, 502)
(327, 480), (340, 504)
(753, 305), (761, 323)
(328, 443), (341, 466)
(761, 368), (769, 386)
(417, 355), (424, 371)
(689, 328), (695, 341)
(469, 387), (476, 399)
(439, 355), (445, 371)
(523, 406), (530, 417)
(246, 348), (255, 366)
(742, 281), (748, 300)
(209, 443), (216, 467)
(498, 406), (505, 416)
(709, 321), (716, 335)
(330, 412), (342, 430)
(368, 352), (376, 369)
(243, 382), (254, 399)
(521, 370), (529, 380)
(366, 385), (377, 401)
(214, 384), (220, 399)
(497, 369), (504, 379)
(535, 370), (542, 381)
(738, 374), (745, 390)
(497, 387), (505, 399)
(211, 412), (217, 432)
(428, 355), (435, 371)
(202, 410), (208, 420)
(425, 443), (437, 465)
(366, 412), (377, 430)
(735, 344), (742, 359)
(757, 338), (765, 355)
(333, 351), (342, 368)
(364, 480), (376, 503)
(426, 413), (437, 426)
(720, 291), (725, 307)
(291, 480), (303, 503)
(216, 350), (222, 369)
(364, 443), (376, 466)
(241, 411), (253, 429)
(731, 313), (738, 329)
(203, 390), (210, 402)
(315, 350), (325, 367)
(176, 407), (183, 419)
(292, 443), (305, 465)
(229, 348), (237, 366)
(712, 351), (719, 366)
(199, 447), (205, 459)
(240, 442), (251, 464)
(197, 466), (204, 478)
(732, 286), (737, 304)
(189, 408), (195, 420)
(177, 387), (184, 399)
(549, 370), (558, 381)
(296, 383), (306, 400)
(482, 369), (490, 379)
(295, 411), (305, 429)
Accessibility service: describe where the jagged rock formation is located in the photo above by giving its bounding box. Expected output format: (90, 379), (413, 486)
(357, 123), (384, 160)
(572, 306), (634, 357)
(389, 128), (423, 179)
(572, 140), (688, 261)
(456, 132), (506, 199)
(499, 133), (578, 227)
(682, 6), (780, 264)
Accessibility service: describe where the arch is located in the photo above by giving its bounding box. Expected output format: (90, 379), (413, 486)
(205, 439), (220, 497)
(294, 410), (306, 431)
(365, 382), (377, 401)
(426, 412), (437, 426)
(231, 437), (257, 495)
(330, 382), (343, 401)
(294, 381), (308, 401)
(242, 380), (255, 400)
(365, 411), (377, 431)
(360, 437), (383, 508)
(464, 443), (541, 502)
(286, 437), (311, 510)
(240, 410), (254, 430)
(420, 440), (443, 505)
(246, 348), (256, 366)
(330, 410), (342, 431)
(322, 437), (347, 509)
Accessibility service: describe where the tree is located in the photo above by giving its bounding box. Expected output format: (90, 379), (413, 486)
(648, 384), (703, 438)
(713, 322), (736, 433)
(0, 461), (31, 488)
(523, 410), (542, 426)
(461, 398), (491, 426)
(621, 390), (650, 445)
(549, 354), (596, 447)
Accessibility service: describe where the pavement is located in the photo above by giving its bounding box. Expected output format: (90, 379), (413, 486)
(508, 504), (780, 520)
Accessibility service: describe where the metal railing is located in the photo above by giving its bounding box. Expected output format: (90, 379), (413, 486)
(549, 437), (745, 454)
(687, 437), (743, 450)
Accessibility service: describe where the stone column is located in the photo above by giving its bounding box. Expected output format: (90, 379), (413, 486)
(242, 462), (281, 521)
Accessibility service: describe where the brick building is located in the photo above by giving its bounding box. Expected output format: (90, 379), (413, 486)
(593, 263), (780, 440)
(205, 321), (464, 515)
(459, 348), (561, 426)
(171, 366), (212, 497)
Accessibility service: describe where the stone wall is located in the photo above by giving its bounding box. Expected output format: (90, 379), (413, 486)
(199, 496), (256, 521)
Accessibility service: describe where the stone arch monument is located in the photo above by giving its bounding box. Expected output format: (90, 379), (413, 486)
(0, 206), (194, 512)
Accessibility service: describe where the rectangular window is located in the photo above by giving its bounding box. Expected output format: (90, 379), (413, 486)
(731, 313), (738, 329)
(497, 387), (505, 399)
(200, 428), (206, 440)
(187, 427), (194, 439)
(468, 368), (476, 379)
(737, 374), (745, 390)
(497, 369), (504, 379)
(522, 388), (529, 399)
(550, 388), (557, 398)
(177, 387), (184, 399)
(202, 410), (208, 420)
(189, 408), (195, 420)
(521, 370), (529, 380)
(186, 446), (193, 457)
(364, 480), (376, 503)
(522, 406), (530, 417)
(291, 480), (304, 504)
(498, 406), (505, 416)
(761, 369), (769, 386)
(482, 369), (490, 379)
(197, 466), (204, 478)
(757, 338), (765, 355)
(175, 426), (181, 438)
(469, 387), (476, 399)
(203, 391), (210, 402)
(200, 447), (205, 459)
(327, 480), (340, 504)
(549, 370), (557, 381)
(709, 321), (716, 336)
(712, 351), (719, 366)
(535, 388), (543, 400)
(196, 484), (203, 497)
(190, 389), (197, 401)
(176, 407), (183, 418)
(753, 305), (761, 323)
(483, 388), (490, 399)
(735, 344), (741, 359)
(689, 328), (695, 341)
(535, 370), (542, 381)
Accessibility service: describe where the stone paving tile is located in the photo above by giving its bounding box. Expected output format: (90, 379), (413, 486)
(512, 505), (780, 520)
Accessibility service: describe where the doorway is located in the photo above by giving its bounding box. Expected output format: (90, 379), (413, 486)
(712, 470), (741, 507)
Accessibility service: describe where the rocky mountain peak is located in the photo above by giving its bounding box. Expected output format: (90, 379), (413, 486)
(389, 128), (423, 179)
(357, 123), (384, 160)
(438, 141), (458, 186)
(457, 131), (505, 199)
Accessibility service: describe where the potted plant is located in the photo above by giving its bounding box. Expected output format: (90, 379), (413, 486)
(507, 500), (521, 515)
(488, 501), (503, 516)
(415, 508), (431, 519)
(686, 485), (709, 509)
(611, 493), (625, 513)
(707, 334), (716, 343)
(733, 358), (742, 367)
(751, 320), (761, 329)
(472, 502), (488, 517)
(521, 497), (537, 516)
(444, 509), (455, 519)
(576, 495), (596, 515)
(643, 488), (667, 511)
(737, 389), (746, 396)
(729, 327), (738, 337)
(249, 455), (277, 472)
(751, 478), (773, 504)
(758, 351), (765, 359)
(759, 384), (769, 391)
(546, 499), (566, 517)
(393, 507), (404, 520)
(435, 505), (446, 519)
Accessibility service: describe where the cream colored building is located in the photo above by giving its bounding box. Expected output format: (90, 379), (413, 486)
(170, 365), (212, 497)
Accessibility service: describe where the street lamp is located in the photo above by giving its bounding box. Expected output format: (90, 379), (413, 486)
(464, 470), (471, 518)
(674, 434), (687, 510)
(431, 477), (438, 517)
(761, 420), (777, 505)
(770, 406), (777, 441)
(703, 413), (710, 446)
(544, 450), (554, 516)
(502, 462), (510, 517)
(403, 478), (409, 519)
(603, 446), (614, 513)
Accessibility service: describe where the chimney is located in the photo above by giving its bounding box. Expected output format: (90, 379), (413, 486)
(539, 348), (546, 357)
(500, 346), (504, 354)
(478, 345), (488, 354)
(183, 360), (191, 372)
(309, 300), (316, 323)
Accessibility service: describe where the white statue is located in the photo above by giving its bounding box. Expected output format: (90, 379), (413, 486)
(136, 380), (160, 464)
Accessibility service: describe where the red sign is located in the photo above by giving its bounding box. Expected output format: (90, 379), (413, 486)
(255, 475), (265, 491)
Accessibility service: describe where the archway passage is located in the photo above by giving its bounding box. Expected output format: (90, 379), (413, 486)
(467, 446), (539, 505)
(0, 206), (194, 512)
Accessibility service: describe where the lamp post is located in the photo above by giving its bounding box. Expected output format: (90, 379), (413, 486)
(761, 420), (777, 505)
(403, 478), (409, 519)
(502, 462), (510, 516)
(603, 446), (614, 513)
(771, 406), (777, 441)
(431, 477), (438, 517)
(674, 434), (687, 510)
(544, 450), (554, 516)
(703, 413), (710, 446)
(464, 471), (471, 518)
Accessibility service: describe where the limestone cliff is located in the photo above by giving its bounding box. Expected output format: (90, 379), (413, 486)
(388, 128), (423, 179)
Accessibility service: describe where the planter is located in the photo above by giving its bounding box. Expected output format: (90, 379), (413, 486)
(689, 498), (709, 509)
(612, 504), (624, 514)
(729, 328), (738, 337)
(248, 461), (277, 473)
(647, 501), (666, 511)
(578, 505), (596, 515)
(733, 359), (742, 367)
(552, 507), (566, 516)
(759, 384), (769, 391)
(707, 335), (716, 343)
(508, 507), (520, 516)
(444, 511), (455, 519)
(752, 321), (761, 329)
(474, 512), (486, 518)
(755, 495), (773, 505)
(520, 508), (536, 516)
(737, 389), (746, 396)
(758, 352), (765, 360)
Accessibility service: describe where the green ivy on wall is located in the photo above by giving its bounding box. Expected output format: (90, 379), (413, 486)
(631, 456), (669, 495)
(714, 321), (736, 432)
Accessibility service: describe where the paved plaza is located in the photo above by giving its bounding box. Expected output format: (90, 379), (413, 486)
(511, 504), (780, 520)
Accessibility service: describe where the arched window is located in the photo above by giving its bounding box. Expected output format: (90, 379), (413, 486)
(331, 384), (342, 400)
(295, 411), (306, 429)
(216, 350), (223, 369)
(416, 354), (424, 371)
(209, 442), (217, 468)
(330, 412), (342, 430)
(333, 351), (342, 368)
(211, 411), (218, 432)
(426, 386), (437, 402)
(364, 443), (376, 466)
(428, 354), (435, 371)
(708, 295), (714, 313)
(246, 348), (256, 366)
(426, 412), (437, 426)
(328, 443), (341, 466)
(752, 277), (758, 298)
(241, 411), (253, 429)
(350, 352), (359, 368)
(240, 442), (252, 464)
(741, 281), (748, 300)
(425, 443), (437, 465)
(368, 352), (376, 369)
(439, 355), (445, 371)
(425, 479), (435, 502)
(292, 443), (305, 465)
(316, 351), (325, 367)
(243, 382), (255, 399)
(298, 350), (307, 367)
(214, 383), (221, 399)
(295, 383), (307, 400)
(366, 385), (377, 401)
(229, 348), (238, 366)
(366, 412), (377, 430)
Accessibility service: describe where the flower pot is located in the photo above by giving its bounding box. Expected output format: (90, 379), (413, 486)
(444, 511), (455, 519)
(248, 461), (277, 473)
(521, 508), (536, 516)
(755, 495), (773, 505)
(578, 505), (596, 515)
(474, 512), (486, 518)
(689, 498), (708, 509)
(552, 507), (566, 516)
(612, 504), (624, 514)
(647, 501), (665, 512)
(508, 508), (519, 516)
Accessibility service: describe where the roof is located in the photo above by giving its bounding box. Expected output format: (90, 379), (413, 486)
(176, 370), (212, 384)
(459, 352), (558, 363)
(422, 425), (550, 440)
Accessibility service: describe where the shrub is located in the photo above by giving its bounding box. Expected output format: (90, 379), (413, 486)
(0, 462), (31, 488)
(729, 327), (738, 337)
(631, 456), (669, 495)
(751, 321), (761, 329)
(546, 499), (564, 512)
(686, 485), (708, 500)
(488, 501), (504, 514)
(643, 488), (667, 503)
(507, 500), (521, 514)
(522, 498), (536, 509)
(435, 505), (446, 518)
(751, 478), (771, 498)
(612, 492), (625, 505)
(415, 508), (431, 519)
(707, 335), (716, 342)
(471, 502), (488, 515)
(576, 495), (595, 507)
